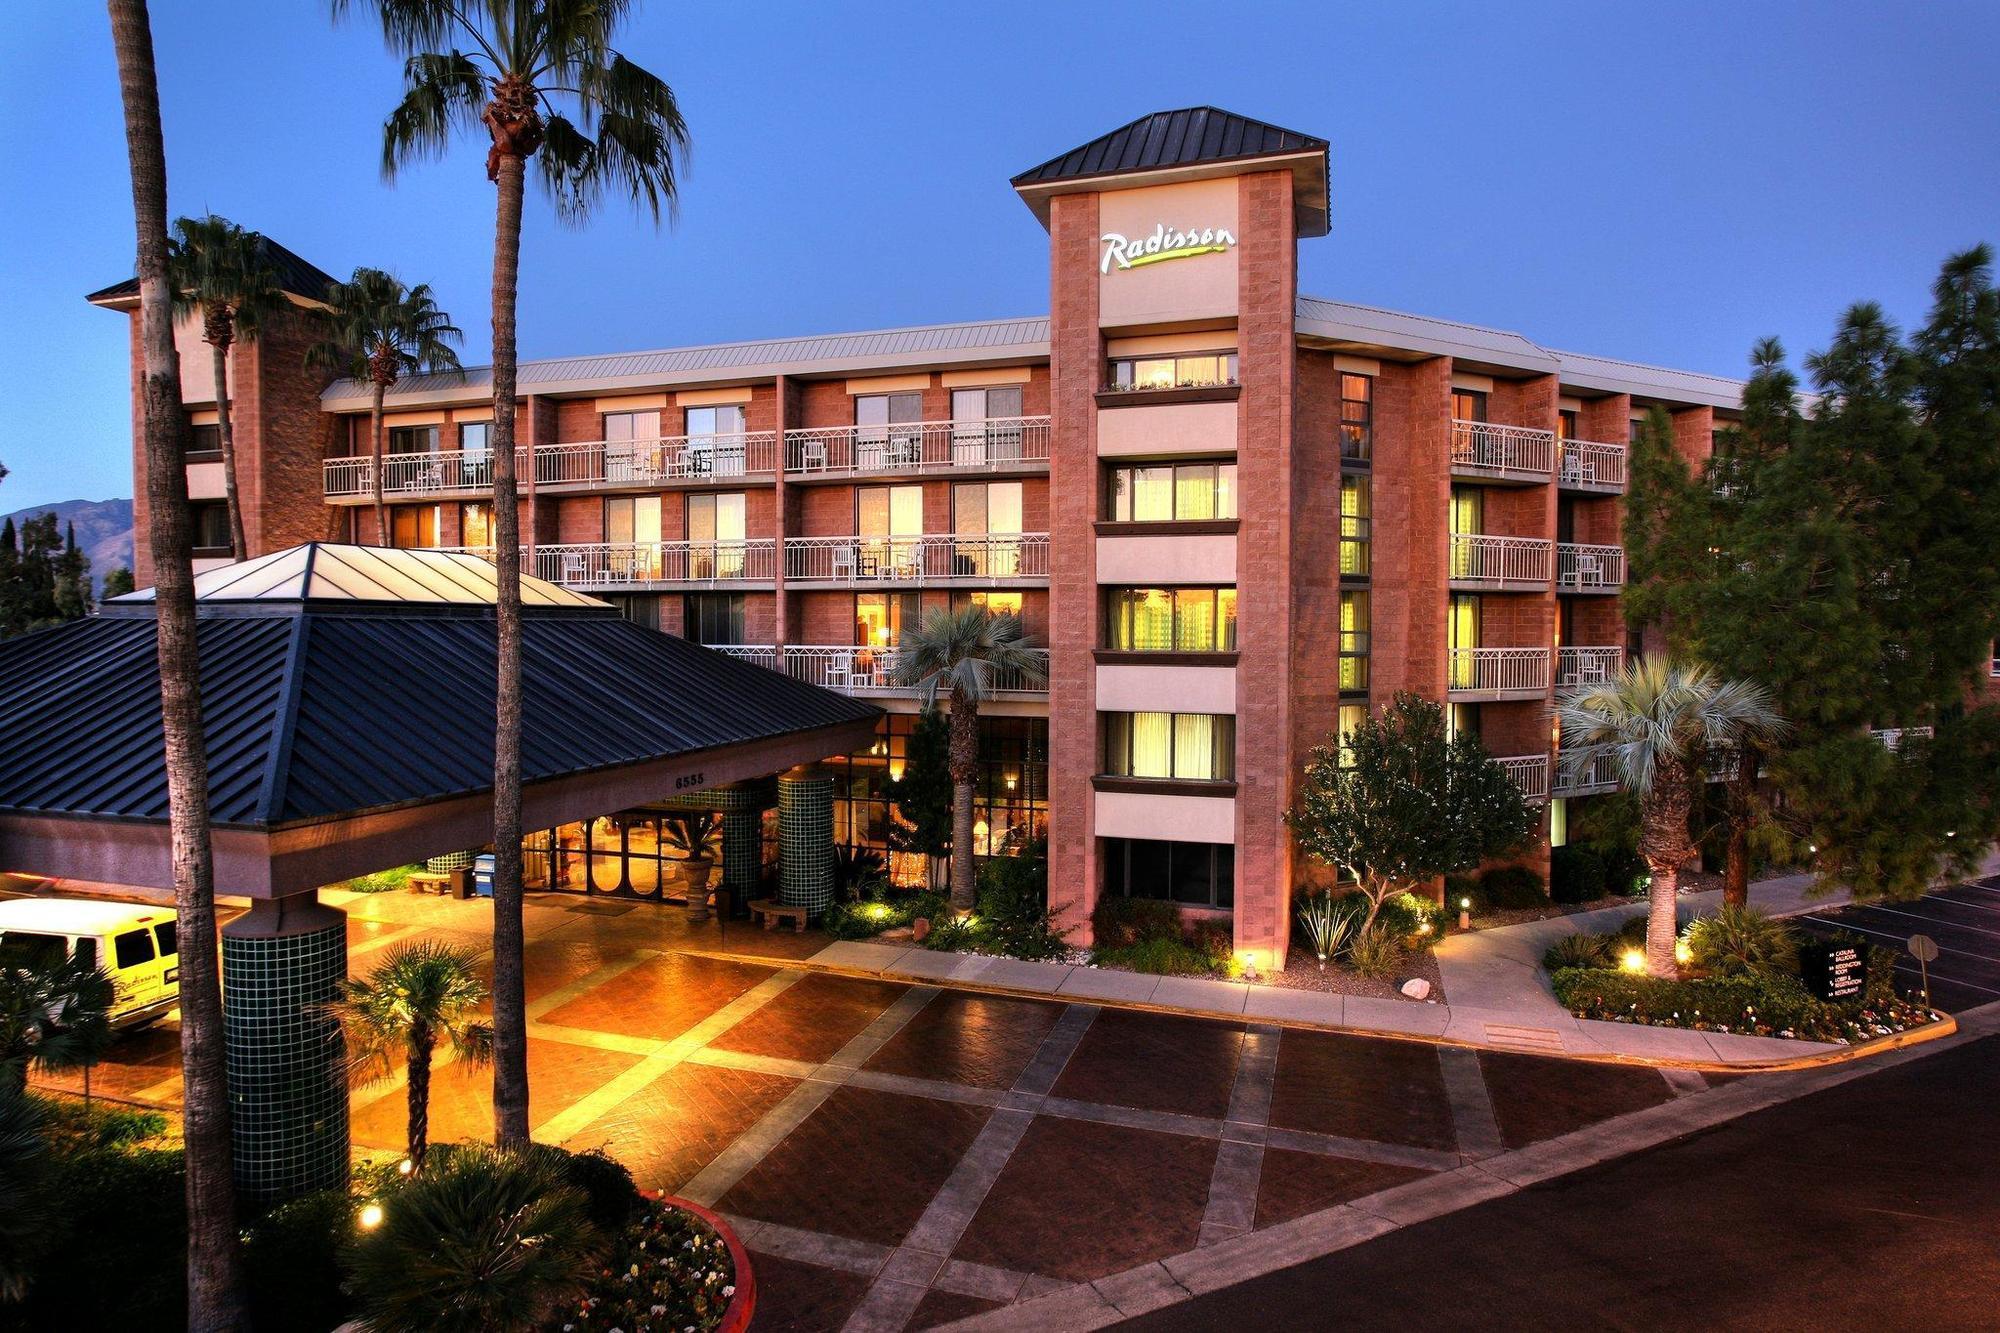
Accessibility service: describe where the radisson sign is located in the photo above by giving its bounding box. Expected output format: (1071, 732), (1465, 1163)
(1099, 223), (1237, 274)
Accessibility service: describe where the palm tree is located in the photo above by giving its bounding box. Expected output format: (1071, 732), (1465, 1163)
(320, 941), (493, 1171)
(337, 0), (689, 1147)
(0, 952), (114, 1095)
(341, 1145), (603, 1333)
(1555, 660), (1786, 976)
(306, 268), (462, 545)
(892, 607), (1048, 913)
(167, 214), (285, 561)
(0, 1086), (48, 1302)
(105, 1), (247, 1325)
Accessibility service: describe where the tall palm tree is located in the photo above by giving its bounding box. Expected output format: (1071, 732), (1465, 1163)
(893, 607), (1047, 913)
(167, 214), (286, 561)
(337, 0), (689, 1146)
(104, 0), (246, 1325)
(306, 268), (462, 545)
(1554, 660), (1786, 976)
(320, 941), (493, 1171)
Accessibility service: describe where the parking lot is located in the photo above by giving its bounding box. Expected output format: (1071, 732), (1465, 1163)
(1798, 878), (2000, 1011)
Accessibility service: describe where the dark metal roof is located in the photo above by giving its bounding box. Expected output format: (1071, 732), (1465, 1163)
(1013, 107), (1326, 187)
(0, 595), (878, 831)
(85, 234), (338, 307)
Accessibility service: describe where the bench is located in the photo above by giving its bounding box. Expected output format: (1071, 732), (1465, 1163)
(408, 871), (452, 896)
(747, 898), (810, 933)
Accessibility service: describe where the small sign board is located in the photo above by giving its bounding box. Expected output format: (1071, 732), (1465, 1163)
(1799, 939), (1867, 1002)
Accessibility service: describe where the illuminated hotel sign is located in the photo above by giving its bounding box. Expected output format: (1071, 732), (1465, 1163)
(1099, 223), (1237, 274)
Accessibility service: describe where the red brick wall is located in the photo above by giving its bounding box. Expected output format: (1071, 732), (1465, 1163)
(1370, 357), (1453, 707)
(237, 307), (343, 555)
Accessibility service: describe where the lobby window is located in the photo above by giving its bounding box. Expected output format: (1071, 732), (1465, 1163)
(191, 501), (230, 553)
(388, 424), (439, 455)
(1340, 591), (1370, 692)
(390, 504), (442, 549)
(1101, 838), (1234, 910)
(684, 593), (745, 646)
(1452, 389), (1488, 423)
(187, 423), (221, 460)
(1340, 373), (1373, 461)
(1102, 711), (1236, 782)
(459, 502), (493, 551)
(603, 408), (661, 443)
(1340, 475), (1371, 577)
(1107, 351), (1238, 391)
(1104, 588), (1236, 652)
(1106, 461), (1237, 522)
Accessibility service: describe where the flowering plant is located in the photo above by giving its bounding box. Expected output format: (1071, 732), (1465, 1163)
(558, 1203), (737, 1332)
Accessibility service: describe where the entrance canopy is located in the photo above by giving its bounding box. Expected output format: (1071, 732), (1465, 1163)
(0, 544), (879, 896)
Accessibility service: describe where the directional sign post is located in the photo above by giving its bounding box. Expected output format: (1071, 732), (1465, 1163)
(1907, 933), (1940, 1007)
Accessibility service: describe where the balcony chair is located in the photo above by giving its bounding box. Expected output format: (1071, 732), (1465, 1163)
(830, 544), (859, 582)
(796, 438), (828, 471)
(559, 551), (587, 585)
(1565, 553), (1605, 588)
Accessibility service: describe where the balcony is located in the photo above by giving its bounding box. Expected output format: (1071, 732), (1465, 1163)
(783, 534), (1050, 588)
(784, 417), (1050, 479)
(713, 644), (1049, 698)
(1496, 754), (1550, 804)
(529, 540), (778, 590)
(1557, 542), (1626, 593)
(1870, 725), (1934, 752)
(324, 448), (517, 502)
(1554, 748), (1620, 796)
(1451, 421), (1554, 483)
(1448, 647), (1551, 701)
(1449, 534), (1553, 591)
(1558, 439), (1628, 493)
(1556, 646), (1623, 688)
(532, 433), (779, 490)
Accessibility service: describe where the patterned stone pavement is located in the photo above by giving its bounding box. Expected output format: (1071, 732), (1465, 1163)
(50, 893), (1765, 1333)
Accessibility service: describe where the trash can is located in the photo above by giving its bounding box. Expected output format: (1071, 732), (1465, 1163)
(472, 853), (496, 899)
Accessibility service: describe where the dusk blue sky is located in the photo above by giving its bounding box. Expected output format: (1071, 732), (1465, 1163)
(2, 1), (1996, 513)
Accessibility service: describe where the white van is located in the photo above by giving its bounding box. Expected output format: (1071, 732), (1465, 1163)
(0, 898), (180, 1028)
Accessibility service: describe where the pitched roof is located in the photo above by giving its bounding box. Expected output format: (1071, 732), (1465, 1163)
(85, 234), (338, 308)
(1012, 107), (1330, 236)
(113, 543), (600, 609)
(0, 546), (878, 830)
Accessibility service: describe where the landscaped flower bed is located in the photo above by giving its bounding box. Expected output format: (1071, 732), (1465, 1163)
(560, 1194), (752, 1333)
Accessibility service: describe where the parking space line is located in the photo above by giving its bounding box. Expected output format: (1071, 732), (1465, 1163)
(1839, 902), (2000, 942)
(1799, 916), (2000, 964)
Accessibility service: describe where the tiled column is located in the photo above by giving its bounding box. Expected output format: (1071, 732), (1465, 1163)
(222, 890), (348, 1209)
(778, 766), (834, 919)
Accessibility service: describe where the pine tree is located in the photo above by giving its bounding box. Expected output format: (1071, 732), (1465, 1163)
(888, 706), (955, 882)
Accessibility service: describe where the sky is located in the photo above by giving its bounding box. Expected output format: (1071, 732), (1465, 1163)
(1, 0), (1996, 512)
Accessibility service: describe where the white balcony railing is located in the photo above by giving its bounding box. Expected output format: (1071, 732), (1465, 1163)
(1451, 420), (1555, 479)
(1450, 533), (1553, 585)
(1557, 542), (1626, 591)
(1448, 647), (1551, 696)
(1554, 748), (1620, 795)
(531, 540), (777, 587)
(711, 644), (779, 669)
(1496, 754), (1551, 803)
(1558, 439), (1629, 490)
(784, 417), (1051, 476)
(532, 432), (779, 487)
(324, 447), (522, 499)
(1870, 725), (1934, 752)
(713, 643), (1049, 696)
(1557, 646), (1623, 687)
(783, 534), (1050, 584)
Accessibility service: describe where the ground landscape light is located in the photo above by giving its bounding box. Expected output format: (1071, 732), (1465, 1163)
(1620, 948), (1647, 973)
(358, 1202), (385, 1230)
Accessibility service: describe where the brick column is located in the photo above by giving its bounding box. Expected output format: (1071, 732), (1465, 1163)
(1234, 169), (1299, 968)
(222, 891), (348, 1208)
(1046, 191), (1101, 945)
(1370, 356), (1453, 707)
(773, 374), (791, 658)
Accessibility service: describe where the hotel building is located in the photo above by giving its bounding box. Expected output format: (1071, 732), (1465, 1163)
(92, 108), (1762, 967)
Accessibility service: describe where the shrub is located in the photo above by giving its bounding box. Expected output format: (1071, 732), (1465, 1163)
(976, 844), (1048, 925)
(344, 865), (416, 894)
(822, 900), (896, 940)
(832, 845), (889, 901)
(1549, 845), (1608, 904)
(1602, 847), (1651, 896)
(1295, 892), (1357, 965)
(1682, 906), (1799, 979)
(243, 1188), (355, 1333)
(901, 889), (952, 927)
(922, 914), (983, 952)
(1479, 865), (1548, 910)
(29, 1095), (167, 1152)
(1552, 966), (1829, 1037)
(1095, 934), (1217, 976)
(1542, 932), (1615, 972)
(1346, 925), (1403, 979)
(564, 1201), (738, 1331)
(6, 1144), (187, 1327)
(424, 1141), (641, 1233)
(1090, 896), (1184, 949)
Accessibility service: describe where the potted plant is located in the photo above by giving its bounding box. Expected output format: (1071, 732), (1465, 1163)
(662, 810), (723, 925)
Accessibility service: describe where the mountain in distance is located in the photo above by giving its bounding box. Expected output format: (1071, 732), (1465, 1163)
(0, 497), (135, 592)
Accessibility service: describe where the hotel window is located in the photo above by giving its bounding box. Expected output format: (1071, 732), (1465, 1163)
(1339, 373), (1373, 461)
(603, 409), (661, 443)
(1104, 588), (1236, 652)
(605, 495), (662, 579)
(1452, 389), (1488, 423)
(687, 492), (748, 578)
(458, 421), (493, 485)
(857, 484), (923, 573)
(1340, 475), (1371, 577)
(1558, 409), (1579, 441)
(1106, 461), (1237, 522)
(855, 392), (925, 464)
(187, 423), (221, 459)
(951, 385), (1022, 423)
(855, 591), (920, 648)
(953, 590), (1024, 620)
(1101, 838), (1235, 910)
(684, 593), (745, 646)
(952, 481), (1023, 577)
(458, 502), (493, 551)
(1101, 711), (1236, 782)
(388, 424), (439, 455)
(684, 404), (745, 437)
(1337, 702), (1367, 769)
(191, 501), (230, 553)
(1447, 702), (1481, 742)
(1107, 351), (1238, 391)
(951, 386), (1027, 461)
(1448, 595), (1481, 690)
(390, 504), (442, 549)
(1340, 591), (1370, 692)
(1991, 642), (1999, 677)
